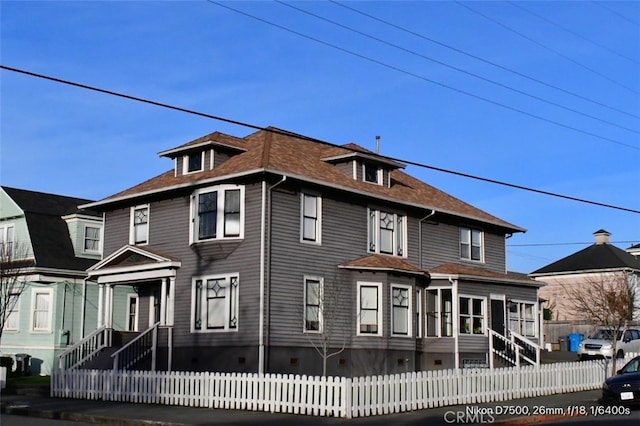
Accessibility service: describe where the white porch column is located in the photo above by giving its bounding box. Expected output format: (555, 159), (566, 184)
(105, 285), (114, 328)
(97, 284), (105, 328)
(160, 278), (167, 326)
(168, 277), (175, 326)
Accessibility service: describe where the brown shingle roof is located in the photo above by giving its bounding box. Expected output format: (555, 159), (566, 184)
(431, 263), (541, 285)
(339, 254), (428, 277)
(86, 128), (523, 231)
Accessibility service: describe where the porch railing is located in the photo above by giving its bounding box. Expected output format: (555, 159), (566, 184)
(510, 331), (544, 367)
(57, 326), (112, 370)
(111, 322), (159, 371)
(489, 329), (523, 368)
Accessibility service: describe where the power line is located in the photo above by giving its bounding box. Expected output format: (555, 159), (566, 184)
(509, 241), (639, 247)
(507, 1), (639, 65)
(455, 1), (640, 95)
(329, 0), (640, 120)
(2, 64), (639, 215)
(208, 1), (639, 151)
(276, 0), (639, 136)
(590, 1), (640, 28)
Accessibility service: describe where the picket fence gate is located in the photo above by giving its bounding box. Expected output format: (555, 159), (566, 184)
(50, 358), (623, 418)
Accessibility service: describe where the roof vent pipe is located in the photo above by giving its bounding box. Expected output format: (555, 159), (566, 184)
(375, 135), (380, 154)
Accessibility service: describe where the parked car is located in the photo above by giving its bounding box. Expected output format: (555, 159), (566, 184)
(577, 328), (640, 360)
(602, 355), (640, 406)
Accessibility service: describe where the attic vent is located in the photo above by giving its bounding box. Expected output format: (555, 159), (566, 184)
(593, 229), (611, 245)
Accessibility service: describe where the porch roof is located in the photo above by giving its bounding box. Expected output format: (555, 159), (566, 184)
(430, 263), (543, 287)
(88, 245), (181, 284)
(338, 254), (429, 278)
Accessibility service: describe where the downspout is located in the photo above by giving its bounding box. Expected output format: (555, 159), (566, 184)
(259, 175), (287, 374)
(449, 276), (459, 369)
(80, 277), (88, 339)
(418, 210), (436, 269)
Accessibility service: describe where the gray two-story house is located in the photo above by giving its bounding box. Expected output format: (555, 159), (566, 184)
(68, 127), (543, 376)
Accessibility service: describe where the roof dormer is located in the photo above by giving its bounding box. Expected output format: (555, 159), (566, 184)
(158, 133), (247, 177)
(322, 143), (405, 188)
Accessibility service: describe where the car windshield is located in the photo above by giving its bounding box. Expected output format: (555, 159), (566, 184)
(589, 329), (622, 341)
(621, 358), (640, 374)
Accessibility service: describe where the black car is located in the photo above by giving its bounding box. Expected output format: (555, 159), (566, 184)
(602, 355), (640, 406)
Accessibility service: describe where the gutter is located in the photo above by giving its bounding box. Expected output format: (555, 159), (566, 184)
(259, 175), (287, 374)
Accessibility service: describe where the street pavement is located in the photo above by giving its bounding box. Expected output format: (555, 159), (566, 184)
(2, 388), (638, 425)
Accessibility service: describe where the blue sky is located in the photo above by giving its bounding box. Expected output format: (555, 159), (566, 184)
(1, 1), (638, 273)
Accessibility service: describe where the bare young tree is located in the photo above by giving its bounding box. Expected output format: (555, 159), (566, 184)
(303, 273), (350, 377)
(566, 271), (639, 374)
(0, 242), (31, 344)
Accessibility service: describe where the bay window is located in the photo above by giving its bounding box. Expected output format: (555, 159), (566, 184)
(191, 185), (244, 243)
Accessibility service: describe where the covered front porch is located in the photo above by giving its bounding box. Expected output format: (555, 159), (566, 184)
(58, 245), (181, 371)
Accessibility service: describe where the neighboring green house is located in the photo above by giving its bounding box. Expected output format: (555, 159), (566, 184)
(0, 186), (111, 375)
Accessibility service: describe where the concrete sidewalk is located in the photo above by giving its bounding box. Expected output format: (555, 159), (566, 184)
(3, 389), (633, 425)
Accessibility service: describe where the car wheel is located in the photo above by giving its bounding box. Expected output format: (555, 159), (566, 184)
(616, 350), (624, 359)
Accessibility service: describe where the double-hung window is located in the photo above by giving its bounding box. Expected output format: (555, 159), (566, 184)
(130, 205), (149, 245)
(0, 225), (15, 258)
(460, 227), (483, 262)
(192, 274), (239, 332)
(83, 226), (101, 254)
(357, 282), (382, 336)
(508, 301), (536, 337)
(426, 288), (453, 337)
(192, 185), (244, 243)
(459, 296), (485, 335)
(31, 289), (53, 332)
(303, 276), (323, 332)
(391, 284), (412, 336)
(368, 209), (406, 256)
(301, 193), (322, 244)
(5, 293), (20, 331)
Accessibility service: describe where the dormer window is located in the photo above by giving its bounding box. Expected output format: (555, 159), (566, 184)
(364, 163), (381, 185)
(185, 152), (204, 174)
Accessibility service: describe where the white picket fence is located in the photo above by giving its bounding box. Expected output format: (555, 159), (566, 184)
(51, 359), (618, 418)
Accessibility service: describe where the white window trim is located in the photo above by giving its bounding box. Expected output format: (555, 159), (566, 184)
(29, 288), (53, 333)
(129, 204), (150, 245)
(390, 283), (412, 337)
(190, 273), (240, 333)
(362, 163), (382, 185)
(303, 275), (323, 334)
(458, 294), (487, 336)
(425, 287), (454, 338)
(5, 293), (20, 331)
(209, 149), (215, 170)
(357, 281), (383, 337)
(460, 227), (484, 263)
(367, 208), (407, 257)
(82, 224), (102, 255)
(416, 288), (423, 338)
(300, 193), (322, 245)
(126, 294), (139, 332)
(0, 224), (15, 258)
(190, 185), (245, 244)
(183, 152), (204, 175)
(508, 299), (538, 338)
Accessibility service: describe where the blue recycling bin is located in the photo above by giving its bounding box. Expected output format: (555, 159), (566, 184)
(568, 333), (584, 352)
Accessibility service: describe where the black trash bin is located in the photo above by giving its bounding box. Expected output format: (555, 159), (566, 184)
(14, 354), (31, 376)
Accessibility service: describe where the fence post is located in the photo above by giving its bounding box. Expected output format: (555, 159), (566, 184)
(341, 376), (352, 419)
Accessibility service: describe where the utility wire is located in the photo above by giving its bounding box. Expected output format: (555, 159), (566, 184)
(509, 241), (638, 247)
(507, 1), (639, 65)
(455, 1), (640, 95)
(329, 0), (640, 120)
(208, 1), (639, 151)
(2, 64), (639, 215)
(276, 0), (638, 135)
(590, 1), (640, 28)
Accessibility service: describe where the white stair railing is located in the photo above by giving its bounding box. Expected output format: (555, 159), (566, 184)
(111, 322), (159, 371)
(57, 326), (112, 370)
(489, 329), (522, 368)
(510, 331), (544, 367)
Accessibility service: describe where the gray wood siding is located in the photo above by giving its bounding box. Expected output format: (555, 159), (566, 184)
(421, 222), (506, 273)
(102, 183), (263, 349)
(333, 161), (353, 179)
